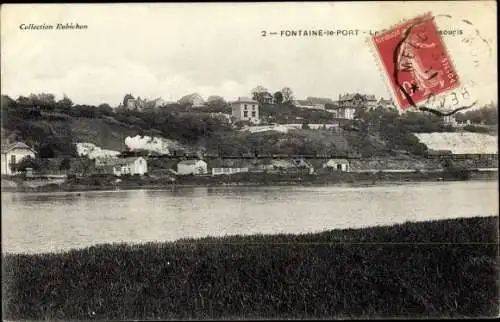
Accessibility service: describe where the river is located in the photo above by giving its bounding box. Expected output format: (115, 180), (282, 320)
(2, 180), (498, 254)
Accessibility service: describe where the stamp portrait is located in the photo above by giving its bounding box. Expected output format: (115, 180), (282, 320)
(372, 13), (461, 111)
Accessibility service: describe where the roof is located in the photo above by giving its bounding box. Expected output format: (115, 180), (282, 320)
(325, 158), (349, 163)
(338, 93), (377, 102)
(378, 98), (395, 105)
(232, 97), (258, 104)
(1, 142), (35, 154)
(178, 159), (207, 166)
(306, 97), (334, 105)
(100, 157), (145, 167)
(294, 100), (316, 106)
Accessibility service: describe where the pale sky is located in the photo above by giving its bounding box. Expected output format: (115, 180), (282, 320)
(1, 2), (497, 106)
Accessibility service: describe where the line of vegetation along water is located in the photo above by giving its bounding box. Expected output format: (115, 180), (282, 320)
(2, 168), (498, 193)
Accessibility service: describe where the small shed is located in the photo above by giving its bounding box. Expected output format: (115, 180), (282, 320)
(323, 159), (350, 172)
(177, 159), (208, 175)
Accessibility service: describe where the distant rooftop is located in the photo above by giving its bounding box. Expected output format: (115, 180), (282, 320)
(232, 97), (258, 104)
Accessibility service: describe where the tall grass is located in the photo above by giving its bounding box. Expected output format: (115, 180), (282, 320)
(2, 216), (499, 320)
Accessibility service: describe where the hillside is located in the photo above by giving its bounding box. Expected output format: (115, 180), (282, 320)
(1, 94), (497, 159)
(414, 132), (498, 154)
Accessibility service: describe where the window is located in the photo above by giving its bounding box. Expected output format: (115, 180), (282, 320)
(243, 111), (248, 118)
(10, 155), (16, 164)
(251, 111), (256, 117)
(244, 104), (247, 110)
(252, 105), (256, 108)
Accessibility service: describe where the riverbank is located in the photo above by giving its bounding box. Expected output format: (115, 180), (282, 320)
(2, 168), (498, 193)
(3, 216), (498, 319)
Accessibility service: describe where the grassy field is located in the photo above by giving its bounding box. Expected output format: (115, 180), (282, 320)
(2, 216), (499, 320)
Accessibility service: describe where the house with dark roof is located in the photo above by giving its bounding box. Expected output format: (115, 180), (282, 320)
(377, 98), (397, 110)
(333, 93), (380, 119)
(1, 142), (36, 175)
(337, 93), (377, 108)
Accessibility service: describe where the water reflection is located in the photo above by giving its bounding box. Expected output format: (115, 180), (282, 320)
(2, 181), (498, 254)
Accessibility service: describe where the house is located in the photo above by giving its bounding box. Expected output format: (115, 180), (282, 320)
(261, 92), (274, 104)
(177, 159), (208, 175)
(231, 97), (260, 124)
(292, 100), (326, 110)
(306, 97), (335, 108)
(178, 93), (205, 107)
(325, 105), (356, 120)
(97, 157), (148, 176)
(377, 98), (397, 110)
(335, 93), (380, 119)
(323, 159), (350, 172)
(443, 115), (458, 127)
(126, 97), (147, 111)
(1, 142), (36, 175)
(337, 93), (377, 108)
(291, 158), (315, 174)
(365, 95), (378, 109)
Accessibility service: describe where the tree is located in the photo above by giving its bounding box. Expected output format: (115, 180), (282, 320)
(56, 94), (73, 110)
(281, 87), (294, 103)
(207, 95), (225, 102)
(122, 94), (134, 107)
(273, 91), (284, 104)
(59, 158), (71, 174)
(251, 86), (268, 97)
(251, 86), (271, 105)
(97, 103), (113, 116)
(29, 93), (56, 106)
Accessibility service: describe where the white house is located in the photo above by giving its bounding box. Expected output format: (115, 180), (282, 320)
(326, 106), (356, 120)
(323, 159), (350, 172)
(101, 157), (148, 176)
(177, 159), (208, 175)
(231, 97), (260, 124)
(443, 115), (458, 127)
(1, 142), (36, 175)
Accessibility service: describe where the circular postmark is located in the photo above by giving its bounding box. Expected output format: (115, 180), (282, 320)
(373, 12), (493, 116)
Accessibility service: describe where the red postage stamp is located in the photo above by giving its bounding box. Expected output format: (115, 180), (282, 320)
(372, 13), (461, 110)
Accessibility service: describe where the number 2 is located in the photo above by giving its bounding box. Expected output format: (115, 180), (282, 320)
(261, 30), (266, 37)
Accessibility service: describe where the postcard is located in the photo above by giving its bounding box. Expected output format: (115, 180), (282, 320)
(1, 2), (498, 320)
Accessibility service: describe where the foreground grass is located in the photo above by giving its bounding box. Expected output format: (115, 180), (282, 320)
(3, 216), (499, 320)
